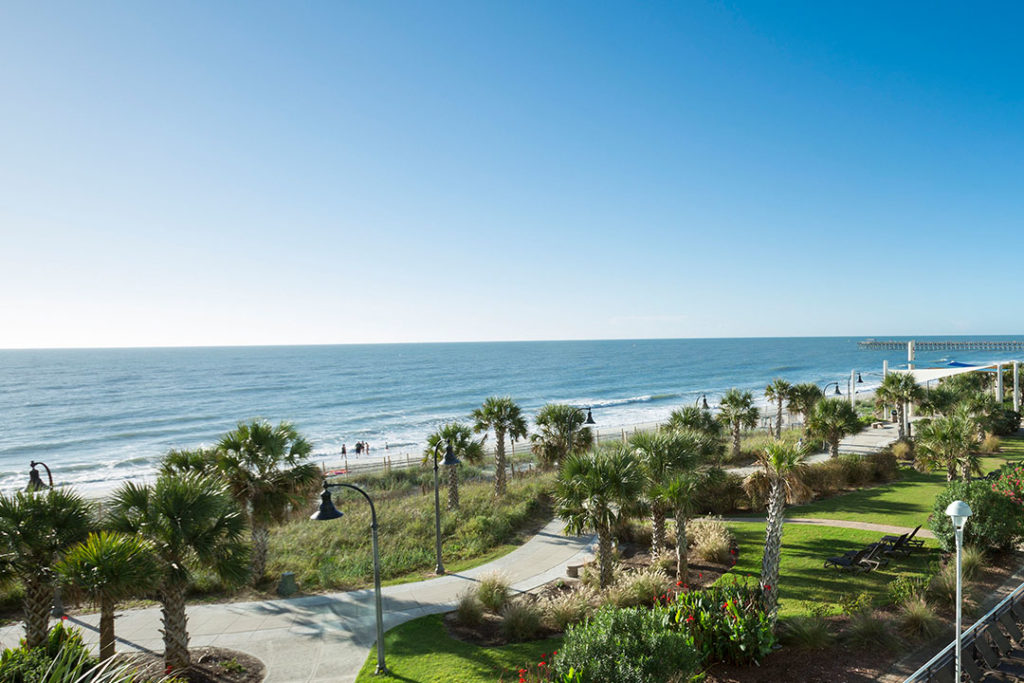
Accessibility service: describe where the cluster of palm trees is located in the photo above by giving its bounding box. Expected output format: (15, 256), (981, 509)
(0, 419), (319, 670)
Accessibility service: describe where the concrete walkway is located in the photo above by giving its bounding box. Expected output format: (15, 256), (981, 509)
(723, 517), (934, 539)
(0, 518), (596, 683)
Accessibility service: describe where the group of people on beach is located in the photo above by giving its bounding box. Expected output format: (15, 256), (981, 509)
(341, 441), (371, 456)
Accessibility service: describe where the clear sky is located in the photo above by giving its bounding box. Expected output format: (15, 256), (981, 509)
(2, 2), (1022, 348)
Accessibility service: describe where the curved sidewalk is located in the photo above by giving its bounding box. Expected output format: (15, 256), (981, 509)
(0, 518), (596, 683)
(723, 516), (935, 538)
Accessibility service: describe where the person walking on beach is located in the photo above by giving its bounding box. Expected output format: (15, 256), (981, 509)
(342, 444), (346, 456)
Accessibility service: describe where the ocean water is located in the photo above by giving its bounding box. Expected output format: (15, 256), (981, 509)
(0, 336), (1017, 494)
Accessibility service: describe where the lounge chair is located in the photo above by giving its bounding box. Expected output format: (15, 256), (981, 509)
(825, 547), (871, 571)
(878, 532), (911, 557)
(858, 543), (890, 570)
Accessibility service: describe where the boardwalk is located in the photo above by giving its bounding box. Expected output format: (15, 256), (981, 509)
(859, 339), (1024, 352)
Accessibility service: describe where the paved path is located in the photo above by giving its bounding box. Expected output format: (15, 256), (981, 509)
(0, 423), (906, 681)
(0, 518), (596, 683)
(723, 517), (934, 539)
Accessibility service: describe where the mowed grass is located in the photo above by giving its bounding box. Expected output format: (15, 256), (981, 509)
(720, 522), (939, 618)
(354, 613), (561, 683)
(786, 435), (1024, 528)
(265, 472), (556, 592)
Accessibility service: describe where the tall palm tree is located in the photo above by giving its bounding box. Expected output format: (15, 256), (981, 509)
(806, 397), (862, 458)
(764, 379), (793, 439)
(662, 472), (700, 582)
(915, 406), (981, 481)
(876, 372), (923, 440)
(424, 422), (484, 510)
(108, 473), (249, 670)
(56, 531), (158, 660)
(718, 389), (760, 461)
(665, 405), (725, 446)
(530, 404), (594, 471)
(629, 431), (698, 555)
(0, 488), (92, 649)
(472, 396), (528, 496)
(787, 383), (824, 431)
(556, 444), (643, 589)
(743, 440), (809, 622)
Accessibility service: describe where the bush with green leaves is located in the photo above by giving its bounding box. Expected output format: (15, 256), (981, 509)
(667, 580), (776, 665)
(555, 605), (700, 683)
(887, 574), (928, 607)
(982, 407), (1021, 436)
(693, 468), (746, 514)
(477, 572), (511, 612)
(0, 623), (96, 683)
(930, 480), (1024, 552)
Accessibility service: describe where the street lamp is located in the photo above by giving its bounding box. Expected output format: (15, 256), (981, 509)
(695, 394), (710, 410)
(822, 381), (842, 397)
(431, 440), (459, 574)
(567, 407), (596, 457)
(311, 482), (389, 675)
(27, 461), (53, 491)
(945, 499), (972, 683)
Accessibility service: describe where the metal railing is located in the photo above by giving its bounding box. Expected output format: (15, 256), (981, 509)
(903, 580), (1024, 682)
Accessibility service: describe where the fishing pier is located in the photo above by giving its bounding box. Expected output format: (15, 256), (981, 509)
(859, 340), (1024, 352)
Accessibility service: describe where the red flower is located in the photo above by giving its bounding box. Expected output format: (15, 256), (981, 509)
(554, 651), (558, 655)
(519, 669), (526, 674)
(764, 584), (771, 590)
(676, 581), (682, 586)
(686, 614), (694, 622)
(538, 662), (546, 668)
(165, 665), (173, 674)
(698, 573), (703, 578)
(730, 548), (737, 555)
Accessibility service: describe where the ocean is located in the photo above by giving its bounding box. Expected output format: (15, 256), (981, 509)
(0, 336), (1017, 495)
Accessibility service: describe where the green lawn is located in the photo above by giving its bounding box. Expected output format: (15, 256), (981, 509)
(354, 613), (561, 682)
(785, 436), (1024, 528)
(720, 522), (939, 618)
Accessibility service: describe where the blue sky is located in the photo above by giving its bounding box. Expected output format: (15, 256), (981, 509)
(2, 2), (1022, 348)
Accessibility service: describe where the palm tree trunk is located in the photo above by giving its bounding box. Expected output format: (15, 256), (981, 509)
(651, 508), (666, 556)
(446, 463), (459, 510)
(760, 480), (786, 622)
(251, 525), (269, 582)
(830, 439), (839, 458)
(732, 424), (741, 460)
(597, 527), (614, 589)
(776, 400), (783, 439)
(22, 571), (51, 649)
(674, 508), (688, 582)
(161, 579), (190, 670)
(494, 428), (507, 496)
(897, 404), (906, 440)
(99, 594), (115, 660)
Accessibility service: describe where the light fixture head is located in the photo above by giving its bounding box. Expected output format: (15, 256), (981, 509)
(834, 384), (842, 396)
(857, 372), (864, 383)
(701, 396), (709, 410)
(311, 483), (344, 521)
(945, 500), (972, 530)
(442, 441), (460, 466)
(583, 408), (596, 426)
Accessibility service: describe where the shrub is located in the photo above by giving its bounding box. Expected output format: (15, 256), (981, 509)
(500, 599), (543, 642)
(838, 455), (873, 487)
(556, 605), (700, 683)
(846, 612), (893, 648)
(667, 580), (776, 665)
(864, 450), (899, 481)
(607, 567), (671, 608)
(780, 615), (834, 649)
(801, 460), (845, 496)
(694, 468), (746, 514)
(0, 623), (97, 683)
(455, 589), (484, 626)
(979, 434), (1002, 454)
(892, 440), (912, 461)
(689, 516), (735, 564)
(477, 572), (511, 612)
(540, 589), (593, 631)
(983, 407), (1021, 436)
(961, 545), (985, 581)
(887, 574), (928, 607)
(838, 591), (873, 616)
(898, 596), (942, 640)
(930, 480), (1024, 552)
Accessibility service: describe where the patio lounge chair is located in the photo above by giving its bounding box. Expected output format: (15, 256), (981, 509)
(878, 532), (911, 556)
(825, 547), (871, 571)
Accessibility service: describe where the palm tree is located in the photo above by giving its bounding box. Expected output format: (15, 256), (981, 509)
(915, 406), (981, 481)
(764, 379), (793, 439)
(530, 404), (594, 471)
(787, 383), (824, 431)
(662, 472), (700, 582)
(806, 397), (862, 457)
(556, 444), (643, 589)
(472, 396), (528, 496)
(162, 421), (320, 583)
(56, 531), (158, 660)
(876, 372), (923, 440)
(743, 440), (809, 622)
(718, 389), (760, 461)
(665, 405), (724, 442)
(108, 473), (249, 670)
(0, 488), (92, 649)
(628, 431), (698, 555)
(424, 422), (485, 510)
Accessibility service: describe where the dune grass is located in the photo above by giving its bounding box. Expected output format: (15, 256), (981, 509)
(354, 613), (560, 682)
(720, 522), (939, 618)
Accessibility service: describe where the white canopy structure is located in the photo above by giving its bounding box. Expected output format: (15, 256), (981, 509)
(889, 364), (997, 385)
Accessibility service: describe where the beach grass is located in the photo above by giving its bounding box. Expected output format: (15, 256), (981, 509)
(354, 613), (560, 682)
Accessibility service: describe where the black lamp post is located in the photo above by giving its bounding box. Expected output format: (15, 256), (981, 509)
(567, 407), (596, 458)
(823, 381), (842, 397)
(431, 440), (459, 574)
(695, 394), (710, 410)
(857, 372), (864, 384)
(311, 482), (389, 675)
(27, 461), (53, 491)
